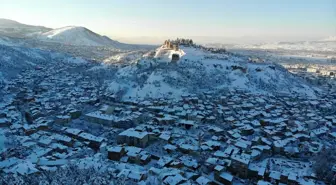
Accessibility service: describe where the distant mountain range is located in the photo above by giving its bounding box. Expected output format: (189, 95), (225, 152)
(38, 26), (124, 47)
(0, 18), (135, 48)
(204, 37), (336, 54)
(0, 18), (51, 38)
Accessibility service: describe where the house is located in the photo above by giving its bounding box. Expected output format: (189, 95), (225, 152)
(38, 135), (53, 147)
(203, 140), (221, 151)
(288, 173), (299, 185)
(214, 165), (225, 180)
(163, 144), (177, 153)
(127, 170), (146, 182)
(268, 171), (281, 183)
(218, 172), (233, 185)
(196, 176), (212, 185)
(0, 118), (11, 127)
(284, 146), (299, 157)
(107, 146), (126, 161)
(157, 156), (173, 167)
(126, 146), (143, 164)
(230, 153), (251, 178)
(117, 169), (146, 182)
(208, 126), (225, 134)
(214, 165), (225, 174)
(63, 127), (83, 139)
(85, 110), (137, 128)
(280, 172), (289, 184)
(234, 139), (251, 150)
(178, 143), (199, 154)
(52, 134), (73, 147)
(78, 132), (105, 150)
(38, 159), (69, 167)
(160, 132), (172, 142)
(179, 156), (199, 170)
(85, 111), (115, 125)
(155, 116), (176, 125)
(169, 160), (184, 169)
(248, 164), (262, 179)
(117, 128), (150, 148)
(69, 109), (81, 119)
(55, 115), (71, 124)
(177, 120), (195, 129)
(205, 157), (221, 170)
(257, 167), (266, 180)
(23, 123), (49, 135)
(163, 173), (186, 185)
(140, 151), (151, 165)
(7, 161), (39, 176)
(30, 107), (42, 119)
(240, 125), (254, 135)
(251, 145), (272, 156)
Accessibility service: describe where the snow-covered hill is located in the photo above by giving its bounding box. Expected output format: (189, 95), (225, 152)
(39, 26), (123, 47)
(0, 18), (51, 38)
(36, 26), (154, 50)
(107, 45), (318, 100)
(0, 19), (154, 50)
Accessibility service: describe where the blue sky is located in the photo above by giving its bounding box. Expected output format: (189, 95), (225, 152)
(0, 0), (335, 44)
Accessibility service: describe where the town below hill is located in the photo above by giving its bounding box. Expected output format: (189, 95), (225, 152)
(0, 19), (336, 185)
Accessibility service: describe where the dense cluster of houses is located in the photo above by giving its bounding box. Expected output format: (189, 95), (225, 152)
(284, 64), (336, 91)
(0, 62), (109, 175)
(0, 60), (335, 184)
(98, 91), (335, 184)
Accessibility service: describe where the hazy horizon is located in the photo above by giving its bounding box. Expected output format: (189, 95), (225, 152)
(0, 0), (335, 44)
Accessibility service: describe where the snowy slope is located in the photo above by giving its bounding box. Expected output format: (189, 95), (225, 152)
(0, 18), (51, 38)
(103, 51), (148, 64)
(0, 36), (16, 46)
(39, 26), (124, 47)
(107, 46), (318, 100)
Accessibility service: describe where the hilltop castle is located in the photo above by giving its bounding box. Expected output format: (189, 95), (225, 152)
(163, 40), (179, 51)
(163, 38), (195, 51)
